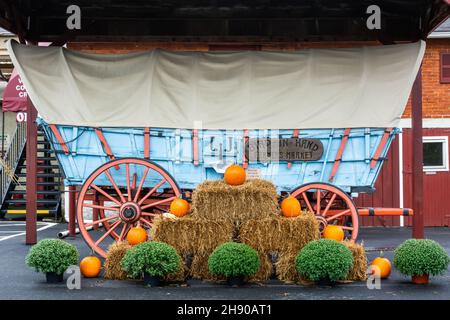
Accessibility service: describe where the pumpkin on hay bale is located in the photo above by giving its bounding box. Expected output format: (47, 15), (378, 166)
(104, 241), (132, 280)
(190, 179), (279, 224)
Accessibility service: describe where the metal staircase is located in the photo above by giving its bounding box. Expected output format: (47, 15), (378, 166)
(0, 123), (63, 219)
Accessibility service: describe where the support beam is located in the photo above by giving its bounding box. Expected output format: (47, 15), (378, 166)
(68, 186), (76, 236)
(25, 97), (37, 245)
(411, 66), (424, 239)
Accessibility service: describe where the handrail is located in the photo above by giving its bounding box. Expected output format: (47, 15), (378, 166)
(0, 122), (27, 206)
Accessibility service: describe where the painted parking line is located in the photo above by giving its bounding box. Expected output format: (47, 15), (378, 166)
(0, 222), (57, 242)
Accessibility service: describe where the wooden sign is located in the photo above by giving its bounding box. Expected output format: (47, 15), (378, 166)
(245, 138), (323, 162)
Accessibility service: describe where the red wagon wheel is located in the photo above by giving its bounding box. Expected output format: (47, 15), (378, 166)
(290, 182), (359, 241)
(77, 158), (180, 257)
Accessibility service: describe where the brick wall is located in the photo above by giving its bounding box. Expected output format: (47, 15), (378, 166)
(68, 39), (450, 119)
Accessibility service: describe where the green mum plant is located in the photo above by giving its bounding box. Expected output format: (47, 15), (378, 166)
(394, 239), (450, 276)
(208, 242), (260, 277)
(296, 239), (354, 282)
(121, 241), (181, 278)
(26, 239), (79, 275)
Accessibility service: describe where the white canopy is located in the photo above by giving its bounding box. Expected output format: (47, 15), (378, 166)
(8, 40), (425, 129)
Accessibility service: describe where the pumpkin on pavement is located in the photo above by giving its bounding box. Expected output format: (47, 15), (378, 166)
(371, 257), (391, 279)
(80, 256), (102, 278)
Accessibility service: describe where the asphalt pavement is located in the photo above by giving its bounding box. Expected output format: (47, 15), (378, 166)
(0, 222), (449, 300)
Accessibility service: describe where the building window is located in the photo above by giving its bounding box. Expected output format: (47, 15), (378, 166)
(440, 53), (450, 83)
(423, 136), (449, 172)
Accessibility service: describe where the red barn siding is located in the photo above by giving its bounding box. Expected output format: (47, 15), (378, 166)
(403, 128), (450, 227)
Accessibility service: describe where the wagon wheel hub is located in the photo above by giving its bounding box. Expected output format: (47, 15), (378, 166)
(119, 202), (141, 223)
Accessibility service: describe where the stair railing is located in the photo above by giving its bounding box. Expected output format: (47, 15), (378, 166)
(0, 122), (27, 206)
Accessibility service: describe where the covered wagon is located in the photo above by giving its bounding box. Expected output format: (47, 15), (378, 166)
(8, 40), (424, 256)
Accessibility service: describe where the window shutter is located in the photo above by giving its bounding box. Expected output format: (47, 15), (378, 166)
(441, 52), (450, 83)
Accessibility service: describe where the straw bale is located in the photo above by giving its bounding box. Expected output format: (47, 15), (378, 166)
(343, 241), (368, 281)
(191, 179), (279, 224)
(104, 241), (132, 280)
(153, 215), (234, 255)
(240, 211), (320, 252)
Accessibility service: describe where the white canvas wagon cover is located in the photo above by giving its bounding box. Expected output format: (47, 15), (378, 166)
(8, 40), (425, 129)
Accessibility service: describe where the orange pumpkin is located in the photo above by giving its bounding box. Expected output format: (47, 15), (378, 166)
(371, 257), (391, 279)
(224, 165), (246, 186)
(170, 198), (190, 217)
(80, 256), (102, 278)
(323, 225), (345, 241)
(281, 196), (301, 217)
(127, 226), (148, 245)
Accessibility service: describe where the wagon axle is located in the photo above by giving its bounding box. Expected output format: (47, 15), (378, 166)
(119, 202), (141, 223)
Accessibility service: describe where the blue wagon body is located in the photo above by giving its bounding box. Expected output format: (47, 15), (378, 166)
(38, 119), (397, 194)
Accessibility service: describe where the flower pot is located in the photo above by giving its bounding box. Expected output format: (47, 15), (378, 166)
(317, 278), (337, 286)
(143, 273), (161, 287)
(46, 272), (64, 283)
(227, 276), (245, 287)
(412, 274), (429, 284)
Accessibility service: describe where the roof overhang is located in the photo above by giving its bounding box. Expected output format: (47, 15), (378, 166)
(0, 1), (449, 44)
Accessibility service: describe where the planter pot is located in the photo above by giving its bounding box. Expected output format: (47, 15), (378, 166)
(412, 274), (429, 284)
(143, 273), (161, 287)
(317, 278), (337, 286)
(227, 276), (245, 287)
(46, 272), (64, 283)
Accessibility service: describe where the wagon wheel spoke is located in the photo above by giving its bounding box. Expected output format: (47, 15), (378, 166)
(84, 214), (120, 228)
(138, 178), (167, 205)
(316, 189), (321, 215)
(84, 203), (120, 211)
(125, 163), (132, 201)
(104, 169), (126, 203)
(90, 183), (122, 206)
(326, 209), (351, 222)
(139, 217), (154, 228)
(142, 212), (159, 217)
(301, 192), (314, 213)
(133, 167), (149, 202)
(119, 222), (131, 241)
(322, 193), (337, 217)
(141, 196), (177, 210)
(132, 173), (137, 191)
(94, 220), (121, 246)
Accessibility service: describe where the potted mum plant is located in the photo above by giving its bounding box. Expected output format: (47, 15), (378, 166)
(121, 241), (181, 286)
(26, 239), (79, 283)
(296, 239), (354, 285)
(208, 242), (260, 286)
(394, 239), (449, 284)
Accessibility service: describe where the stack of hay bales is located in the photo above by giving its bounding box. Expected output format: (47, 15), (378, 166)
(106, 178), (368, 283)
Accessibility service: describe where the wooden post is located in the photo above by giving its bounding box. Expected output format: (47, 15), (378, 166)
(68, 186), (76, 236)
(25, 97), (38, 245)
(411, 67), (424, 239)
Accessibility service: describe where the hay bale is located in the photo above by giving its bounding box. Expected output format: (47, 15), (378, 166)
(249, 252), (273, 282)
(191, 179), (279, 223)
(240, 211), (320, 253)
(276, 241), (368, 283)
(153, 215), (234, 255)
(190, 252), (225, 282)
(163, 253), (190, 283)
(275, 252), (300, 283)
(343, 241), (368, 281)
(104, 241), (132, 280)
